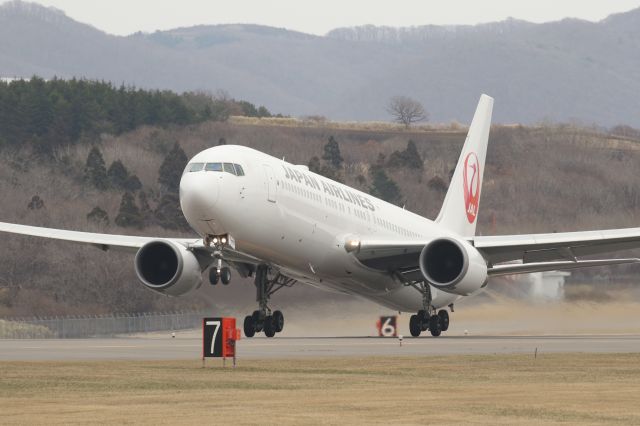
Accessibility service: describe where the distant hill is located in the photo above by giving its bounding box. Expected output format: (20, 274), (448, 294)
(1, 0), (640, 126)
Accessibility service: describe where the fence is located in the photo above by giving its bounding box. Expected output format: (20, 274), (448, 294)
(0, 311), (207, 338)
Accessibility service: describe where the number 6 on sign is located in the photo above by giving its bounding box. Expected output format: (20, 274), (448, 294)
(377, 316), (397, 337)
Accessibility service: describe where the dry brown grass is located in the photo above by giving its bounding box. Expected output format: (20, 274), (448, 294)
(1, 354), (639, 425)
(228, 115), (467, 133)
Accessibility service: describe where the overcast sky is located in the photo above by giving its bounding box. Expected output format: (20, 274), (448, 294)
(4, 0), (640, 35)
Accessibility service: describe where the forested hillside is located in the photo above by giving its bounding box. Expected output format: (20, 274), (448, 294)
(1, 79), (639, 317)
(3, 1), (640, 125)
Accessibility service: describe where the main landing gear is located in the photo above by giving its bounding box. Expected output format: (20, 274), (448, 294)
(407, 282), (451, 337)
(243, 265), (295, 338)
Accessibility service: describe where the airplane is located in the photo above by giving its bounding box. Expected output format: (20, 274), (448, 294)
(2, 94), (640, 338)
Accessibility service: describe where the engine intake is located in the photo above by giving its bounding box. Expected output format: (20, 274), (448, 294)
(135, 240), (203, 296)
(419, 237), (487, 296)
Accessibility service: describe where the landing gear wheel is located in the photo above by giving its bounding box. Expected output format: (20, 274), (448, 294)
(264, 316), (276, 337)
(208, 268), (219, 285)
(438, 310), (450, 332)
(252, 310), (264, 332)
(409, 314), (422, 337)
(243, 315), (255, 338)
(272, 310), (284, 333)
(220, 267), (231, 285)
(418, 309), (429, 331)
(429, 315), (442, 337)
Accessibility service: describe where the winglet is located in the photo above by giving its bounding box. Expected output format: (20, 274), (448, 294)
(435, 94), (493, 238)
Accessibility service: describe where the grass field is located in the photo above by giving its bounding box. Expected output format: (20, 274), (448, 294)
(1, 354), (639, 425)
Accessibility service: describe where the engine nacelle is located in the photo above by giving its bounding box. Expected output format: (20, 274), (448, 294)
(418, 237), (488, 296)
(134, 240), (203, 297)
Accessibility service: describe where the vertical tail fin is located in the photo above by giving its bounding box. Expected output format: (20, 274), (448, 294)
(435, 94), (494, 238)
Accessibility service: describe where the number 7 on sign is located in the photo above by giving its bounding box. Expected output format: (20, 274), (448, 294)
(206, 320), (221, 354)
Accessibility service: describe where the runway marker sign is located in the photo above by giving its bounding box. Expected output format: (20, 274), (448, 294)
(203, 317), (240, 362)
(377, 316), (397, 337)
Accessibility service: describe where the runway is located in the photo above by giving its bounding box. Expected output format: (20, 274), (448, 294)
(1, 334), (639, 361)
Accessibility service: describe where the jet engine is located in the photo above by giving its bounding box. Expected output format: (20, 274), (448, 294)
(418, 237), (488, 296)
(134, 240), (203, 296)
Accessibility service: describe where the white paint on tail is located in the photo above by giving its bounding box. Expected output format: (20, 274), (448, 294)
(436, 94), (494, 238)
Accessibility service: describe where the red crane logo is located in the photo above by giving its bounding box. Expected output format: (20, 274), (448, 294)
(462, 152), (480, 223)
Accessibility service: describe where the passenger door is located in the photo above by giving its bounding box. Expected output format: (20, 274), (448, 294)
(263, 164), (277, 203)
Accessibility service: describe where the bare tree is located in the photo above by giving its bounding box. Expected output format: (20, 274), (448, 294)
(386, 96), (428, 128)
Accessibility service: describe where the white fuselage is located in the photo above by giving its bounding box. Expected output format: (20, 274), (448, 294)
(179, 145), (461, 312)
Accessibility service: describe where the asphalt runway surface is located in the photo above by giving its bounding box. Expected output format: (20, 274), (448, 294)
(1, 335), (639, 361)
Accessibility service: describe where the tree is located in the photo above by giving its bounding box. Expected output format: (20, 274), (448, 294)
(154, 193), (189, 230)
(308, 156), (322, 174)
(386, 96), (428, 128)
(107, 160), (129, 189)
(308, 155), (342, 182)
(27, 195), (45, 210)
(158, 142), (188, 193)
(257, 106), (271, 118)
(369, 166), (402, 205)
(87, 206), (109, 225)
(84, 146), (109, 190)
(387, 140), (423, 170)
(137, 192), (153, 224)
(115, 192), (143, 228)
(322, 136), (343, 169)
(427, 176), (448, 192)
(124, 175), (142, 192)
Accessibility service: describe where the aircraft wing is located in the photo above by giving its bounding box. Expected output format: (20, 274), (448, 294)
(346, 227), (640, 281)
(473, 227), (640, 264)
(0, 221), (263, 268)
(0, 221), (200, 252)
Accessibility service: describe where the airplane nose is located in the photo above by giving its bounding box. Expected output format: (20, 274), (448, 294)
(179, 172), (219, 220)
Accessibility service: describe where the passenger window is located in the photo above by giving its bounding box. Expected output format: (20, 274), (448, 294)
(205, 163), (223, 172)
(186, 163), (205, 173)
(223, 163), (236, 175)
(234, 164), (245, 176)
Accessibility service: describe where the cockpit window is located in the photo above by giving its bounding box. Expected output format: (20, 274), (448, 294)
(186, 163), (204, 173)
(223, 163), (236, 175)
(205, 163), (223, 172)
(195, 162), (245, 176)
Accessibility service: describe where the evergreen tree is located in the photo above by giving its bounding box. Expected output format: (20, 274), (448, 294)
(322, 136), (344, 169)
(87, 206), (109, 225)
(27, 195), (45, 210)
(84, 146), (109, 190)
(137, 192), (153, 224)
(387, 140), (423, 170)
(115, 192), (143, 228)
(107, 160), (129, 189)
(154, 193), (189, 230)
(158, 142), (188, 193)
(404, 140), (423, 170)
(124, 175), (142, 192)
(201, 104), (213, 120)
(308, 156), (322, 174)
(427, 176), (448, 192)
(369, 166), (402, 206)
(257, 106), (271, 118)
(44, 97), (72, 152)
